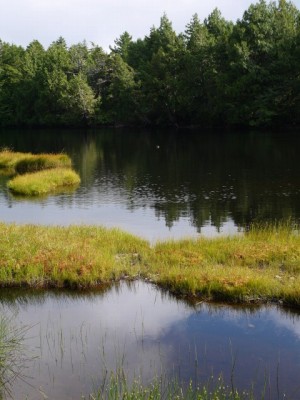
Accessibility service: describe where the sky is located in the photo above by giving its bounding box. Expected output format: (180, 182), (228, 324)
(1, 0), (300, 50)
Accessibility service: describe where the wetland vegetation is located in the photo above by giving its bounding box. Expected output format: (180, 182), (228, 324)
(89, 373), (256, 400)
(7, 168), (80, 196)
(0, 150), (80, 195)
(0, 149), (71, 174)
(1, 222), (300, 307)
(0, 314), (29, 398)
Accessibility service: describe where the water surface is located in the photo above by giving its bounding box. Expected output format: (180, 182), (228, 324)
(1, 128), (300, 398)
(1, 128), (300, 240)
(2, 281), (300, 399)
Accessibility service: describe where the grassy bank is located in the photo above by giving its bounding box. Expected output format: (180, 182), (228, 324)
(0, 223), (148, 288)
(0, 223), (300, 306)
(148, 224), (300, 306)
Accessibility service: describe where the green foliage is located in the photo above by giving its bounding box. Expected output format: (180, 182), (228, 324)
(100, 54), (139, 124)
(110, 31), (133, 63)
(226, 0), (300, 126)
(0, 1), (300, 127)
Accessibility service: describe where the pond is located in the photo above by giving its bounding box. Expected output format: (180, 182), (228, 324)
(1, 128), (300, 398)
(2, 281), (300, 399)
(1, 128), (300, 240)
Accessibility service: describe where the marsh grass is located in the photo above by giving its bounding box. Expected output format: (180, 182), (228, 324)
(0, 149), (71, 174)
(7, 168), (80, 196)
(15, 153), (71, 174)
(0, 314), (31, 397)
(149, 222), (300, 306)
(89, 372), (253, 400)
(1, 149), (78, 195)
(0, 223), (148, 288)
(0, 149), (32, 172)
(0, 222), (300, 306)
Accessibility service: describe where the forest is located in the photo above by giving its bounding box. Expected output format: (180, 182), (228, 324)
(0, 0), (300, 129)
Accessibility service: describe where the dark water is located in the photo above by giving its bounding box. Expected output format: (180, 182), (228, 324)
(1, 128), (300, 240)
(2, 281), (300, 400)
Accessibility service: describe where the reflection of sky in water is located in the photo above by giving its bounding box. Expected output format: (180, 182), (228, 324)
(4, 282), (300, 400)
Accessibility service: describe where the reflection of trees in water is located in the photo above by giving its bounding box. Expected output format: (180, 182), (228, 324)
(1, 128), (300, 232)
(0, 286), (111, 309)
(74, 129), (300, 231)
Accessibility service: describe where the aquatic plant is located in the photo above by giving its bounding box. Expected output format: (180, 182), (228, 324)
(7, 168), (80, 196)
(0, 314), (30, 397)
(89, 372), (254, 400)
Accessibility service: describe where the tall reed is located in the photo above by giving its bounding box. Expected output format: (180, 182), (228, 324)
(89, 372), (254, 400)
(0, 314), (30, 397)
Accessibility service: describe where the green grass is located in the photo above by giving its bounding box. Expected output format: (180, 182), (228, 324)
(2, 149), (78, 196)
(0, 149), (72, 174)
(148, 223), (300, 306)
(15, 153), (72, 173)
(89, 374), (252, 400)
(7, 168), (80, 196)
(0, 222), (300, 306)
(0, 223), (148, 288)
(0, 149), (32, 173)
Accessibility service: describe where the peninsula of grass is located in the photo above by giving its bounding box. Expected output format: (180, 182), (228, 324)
(0, 222), (300, 307)
(0, 149), (71, 174)
(7, 168), (80, 196)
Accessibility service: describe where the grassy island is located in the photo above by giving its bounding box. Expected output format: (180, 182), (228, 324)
(0, 222), (300, 307)
(1, 150), (80, 196)
(7, 168), (81, 196)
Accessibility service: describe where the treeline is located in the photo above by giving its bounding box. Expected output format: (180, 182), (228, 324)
(1, 0), (300, 128)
